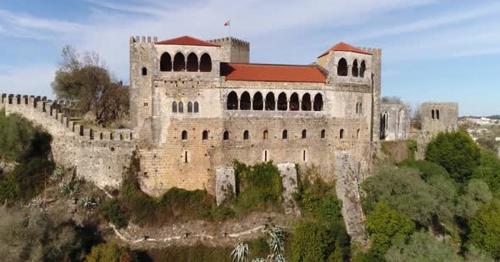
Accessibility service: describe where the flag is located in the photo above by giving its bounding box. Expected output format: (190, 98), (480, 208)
(224, 20), (230, 26)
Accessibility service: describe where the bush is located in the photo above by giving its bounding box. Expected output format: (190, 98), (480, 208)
(425, 131), (481, 182)
(234, 161), (283, 213)
(0, 112), (54, 203)
(469, 199), (500, 259)
(472, 150), (500, 196)
(385, 231), (461, 262)
(99, 199), (128, 228)
(400, 160), (449, 182)
(85, 242), (135, 262)
(366, 202), (415, 259)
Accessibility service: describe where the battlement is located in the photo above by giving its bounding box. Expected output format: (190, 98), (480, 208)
(1, 93), (135, 143)
(208, 37), (250, 47)
(130, 35), (158, 44)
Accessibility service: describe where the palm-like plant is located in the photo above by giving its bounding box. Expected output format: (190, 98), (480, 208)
(231, 242), (249, 262)
(266, 224), (285, 258)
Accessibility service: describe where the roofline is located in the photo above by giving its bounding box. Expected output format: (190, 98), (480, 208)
(224, 62), (320, 68)
(224, 79), (326, 84)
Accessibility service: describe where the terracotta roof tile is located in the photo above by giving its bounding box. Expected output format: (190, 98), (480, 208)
(156, 35), (219, 47)
(221, 63), (327, 83)
(318, 42), (371, 57)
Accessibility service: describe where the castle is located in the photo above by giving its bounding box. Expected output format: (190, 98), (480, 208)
(0, 35), (459, 241)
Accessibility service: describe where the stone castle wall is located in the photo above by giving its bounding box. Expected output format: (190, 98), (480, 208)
(1, 94), (135, 190)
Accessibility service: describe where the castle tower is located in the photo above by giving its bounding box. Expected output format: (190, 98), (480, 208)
(208, 37), (250, 63)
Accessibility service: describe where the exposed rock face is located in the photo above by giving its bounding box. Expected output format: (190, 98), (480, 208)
(215, 166), (236, 205)
(335, 151), (367, 244)
(277, 163), (300, 215)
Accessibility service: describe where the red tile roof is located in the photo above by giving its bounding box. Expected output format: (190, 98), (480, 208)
(318, 42), (371, 57)
(156, 35), (219, 47)
(221, 63), (327, 83)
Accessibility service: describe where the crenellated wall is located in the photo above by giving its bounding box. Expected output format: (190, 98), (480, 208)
(1, 93), (136, 190)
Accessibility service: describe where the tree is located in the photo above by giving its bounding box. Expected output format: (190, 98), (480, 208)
(469, 199), (500, 259)
(457, 179), (492, 219)
(85, 242), (135, 262)
(52, 45), (129, 126)
(472, 150), (500, 196)
(362, 166), (439, 226)
(425, 131), (481, 182)
(385, 231), (461, 262)
(366, 202), (415, 258)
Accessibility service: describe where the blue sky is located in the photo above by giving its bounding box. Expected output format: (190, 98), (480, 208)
(0, 0), (499, 116)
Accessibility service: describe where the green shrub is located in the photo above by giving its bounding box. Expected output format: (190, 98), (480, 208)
(234, 161), (283, 213)
(385, 231), (461, 262)
(406, 139), (418, 160)
(472, 150), (500, 196)
(469, 199), (500, 259)
(366, 202), (415, 259)
(85, 242), (134, 262)
(400, 160), (449, 181)
(0, 112), (54, 203)
(99, 199), (128, 228)
(425, 131), (481, 182)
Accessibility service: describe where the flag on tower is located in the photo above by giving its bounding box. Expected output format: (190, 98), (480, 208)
(224, 20), (230, 27)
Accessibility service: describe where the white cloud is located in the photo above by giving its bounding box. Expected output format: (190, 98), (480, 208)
(0, 9), (84, 33)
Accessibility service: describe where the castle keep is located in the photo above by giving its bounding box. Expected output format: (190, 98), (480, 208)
(128, 35), (382, 196)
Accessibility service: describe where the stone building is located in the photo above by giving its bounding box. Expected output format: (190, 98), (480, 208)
(128, 35), (382, 197)
(420, 102), (459, 134)
(380, 102), (410, 141)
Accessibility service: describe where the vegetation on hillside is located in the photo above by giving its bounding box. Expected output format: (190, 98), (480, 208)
(0, 112), (54, 203)
(356, 131), (500, 261)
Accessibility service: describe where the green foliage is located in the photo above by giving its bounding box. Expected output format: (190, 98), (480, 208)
(406, 139), (418, 160)
(472, 149), (500, 196)
(457, 179), (492, 219)
(234, 161), (283, 213)
(99, 199), (129, 228)
(385, 231), (462, 262)
(146, 244), (232, 262)
(291, 168), (350, 262)
(468, 199), (500, 259)
(362, 166), (440, 226)
(400, 160), (449, 182)
(85, 242), (135, 262)
(0, 112), (54, 203)
(0, 206), (89, 261)
(425, 131), (481, 182)
(366, 202), (416, 259)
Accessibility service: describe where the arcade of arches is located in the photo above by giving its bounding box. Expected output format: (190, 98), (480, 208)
(226, 91), (324, 111)
(160, 52), (212, 72)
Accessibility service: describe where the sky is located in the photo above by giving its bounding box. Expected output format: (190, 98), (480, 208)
(0, 0), (499, 116)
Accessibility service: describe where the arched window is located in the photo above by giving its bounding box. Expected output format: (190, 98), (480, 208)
(265, 92), (275, 111)
(340, 129), (345, 139)
(202, 130), (209, 140)
(282, 130), (288, 139)
(172, 101), (177, 113)
(436, 110), (440, 120)
(360, 61), (366, 77)
(337, 58), (348, 76)
(178, 102), (184, 113)
(200, 53), (212, 72)
(194, 102), (199, 113)
(188, 102), (193, 113)
(142, 67), (148, 76)
(227, 91), (238, 110)
(240, 92), (251, 110)
(186, 53), (198, 72)
(290, 93), (299, 111)
(263, 130), (268, 140)
(173, 52), (185, 71)
(181, 130), (188, 140)
(313, 94), (323, 111)
(277, 92), (287, 111)
(321, 129), (326, 138)
(160, 52), (172, 71)
(431, 109), (435, 119)
(253, 92), (263, 110)
(243, 130), (249, 140)
(352, 59), (359, 77)
(302, 129), (307, 139)
(301, 93), (311, 111)
(223, 131), (229, 140)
